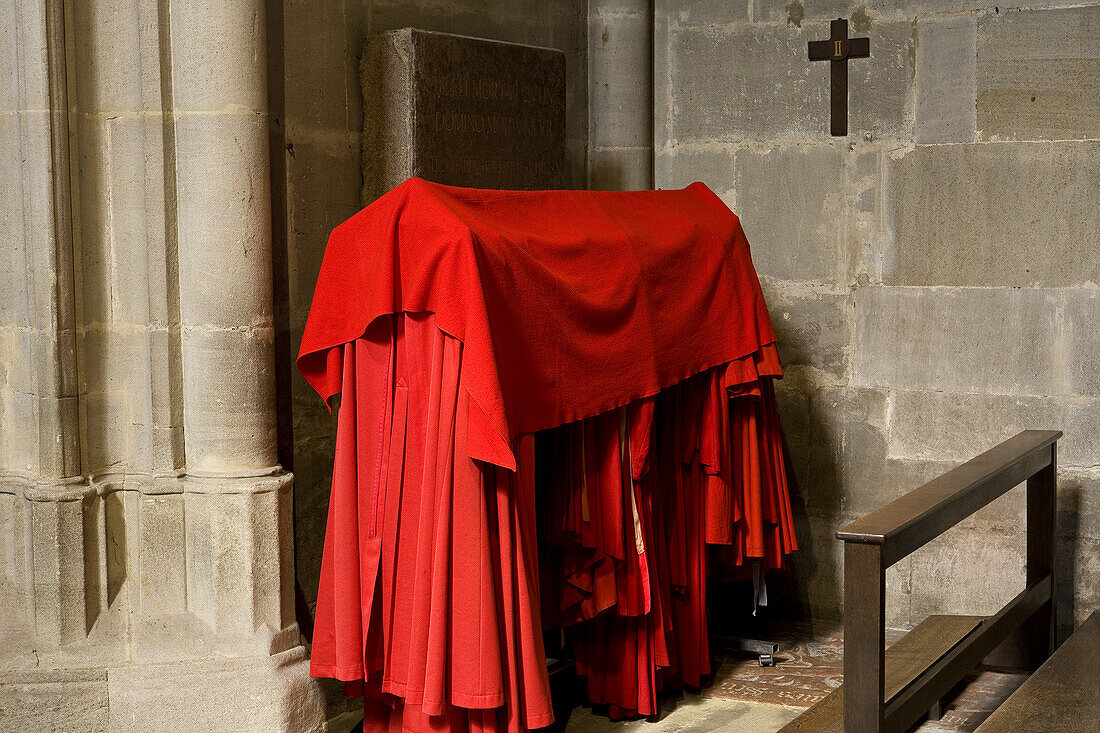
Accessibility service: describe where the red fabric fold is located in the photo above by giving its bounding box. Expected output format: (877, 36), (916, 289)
(298, 178), (776, 471)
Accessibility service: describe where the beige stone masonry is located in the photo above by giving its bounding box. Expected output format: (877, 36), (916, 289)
(0, 1), (323, 729)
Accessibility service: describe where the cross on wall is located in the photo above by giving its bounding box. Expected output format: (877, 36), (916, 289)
(808, 18), (870, 136)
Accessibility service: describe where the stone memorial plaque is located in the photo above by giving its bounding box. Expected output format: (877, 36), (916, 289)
(361, 28), (567, 202)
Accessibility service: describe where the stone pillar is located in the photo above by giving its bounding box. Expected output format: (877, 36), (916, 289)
(0, 0), (90, 664)
(173, 0), (279, 478)
(0, 1), (325, 730)
(588, 0), (654, 190)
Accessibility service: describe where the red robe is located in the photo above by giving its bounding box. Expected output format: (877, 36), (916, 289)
(299, 180), (796, 731)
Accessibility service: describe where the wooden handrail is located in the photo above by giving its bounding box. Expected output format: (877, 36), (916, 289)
(839, 430), (1061, 733)
(837, 430), (1061, 566)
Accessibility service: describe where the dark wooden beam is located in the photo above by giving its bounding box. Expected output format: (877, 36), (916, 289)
(837, 430), (1062, 566)
(843, 542), (886, 732)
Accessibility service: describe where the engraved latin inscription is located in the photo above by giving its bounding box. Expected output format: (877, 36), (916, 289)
(413, 33), (567, 189)
(361, 29), (568, 198)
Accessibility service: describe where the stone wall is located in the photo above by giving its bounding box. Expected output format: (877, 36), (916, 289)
(271, 0), (589, 647)
(656, 0), (1099, 634)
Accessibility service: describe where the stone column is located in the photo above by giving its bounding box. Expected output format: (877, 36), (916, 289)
(173, 0), (278, 477)
(0, 1), (325, 730)
(0, 0), (89, 664)
(588, 0), (654, 190)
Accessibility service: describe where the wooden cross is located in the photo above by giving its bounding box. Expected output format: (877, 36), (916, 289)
(808, 18), (870, 136)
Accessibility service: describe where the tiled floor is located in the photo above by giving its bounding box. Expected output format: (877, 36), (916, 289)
(326, 620), (1029, 732)
(563, 621), (1028, 732)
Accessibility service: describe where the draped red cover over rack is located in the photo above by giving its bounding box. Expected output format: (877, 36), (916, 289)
(298, 178), (796, 732)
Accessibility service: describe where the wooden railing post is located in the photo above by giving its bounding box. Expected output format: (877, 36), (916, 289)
(987, 442), (1058, 671)
(1025, 442), (1057, 662)
(844, 542), (885, 732)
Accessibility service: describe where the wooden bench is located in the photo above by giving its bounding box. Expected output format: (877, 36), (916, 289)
(782, 430), (1077, 733)
(974, 610), (1099, 732)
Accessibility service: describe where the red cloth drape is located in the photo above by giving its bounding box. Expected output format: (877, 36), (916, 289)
(298, 178), (776, 470)
(300, 180), (797, 731)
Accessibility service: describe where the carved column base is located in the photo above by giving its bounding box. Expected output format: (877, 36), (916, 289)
(0, 645), (325, 733)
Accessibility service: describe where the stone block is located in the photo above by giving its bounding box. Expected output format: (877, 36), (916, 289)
(734, 145), (847, 283)
(1060, 469), (1100, 543)
(589, 3), (652, 150)
(178, 474), (292, 638)
(0, 492), (29, 636)
(772, 369), (813, 459)
(653, 6), (672, 151)
(908, 521), (1026, 620)
(284, 133), (362, 333)
(34, 328), (79, 402)
(887, 388), (1100, 473)
(73, 115), (112, 325)
(914, 16), (976, 144)
(1059, 536), (1100, 631)
(0, 667), (109, 733)
(977, 6), (1100, 141)
(101, 116), (155, 323)
(79, 487), (106, 629)
(37, 396), (81, 479)
(1065, 289), (1100, 397)
(360, 27), (414, 204)
(852, 286), (1059, 395)
(168, 0), (267, 114)
(668, 20), (911, 142)
(13, 107), (52, 225)
(888, 390), (1057, 463)
(148, 327), (185, 474)
(285, 132), (361, 246)
(104, 488), (139, 611)
(106, 645), (326, 733)
(81, 327), (152, 403)
(362, 2), (588, 190)
(180, 326), (278, 475)
(880, 455), (960, 500)
(72, 115), (169, 326)
(30, 497), (89, 647)
(789, 518), (844, 621)
(752, 2), (849, 25)
(361, 29), (567, 202)
(283, 0), (356, 134)
(0, 329), (36, 474)
(885, 141), (1100, 287)
(82, 327), (156, 473)
(243, 488), (287, 633)
(174, 112), (273, 328)
(0, 12), (19, 113)
(83, 391), (136, 475)
(761, 284), (849, 380)
(654, 146), (736, 199)
(802, 386), (892, 519)
(71, 0), (144, 115)
(0, 128), (29, 325)
(1062, 402), (1100, 473)
(138, 494), (187, 614)
(2, 394), (36, 476)
(588, 147), (653, 191)
(183, 491), (215, 627)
